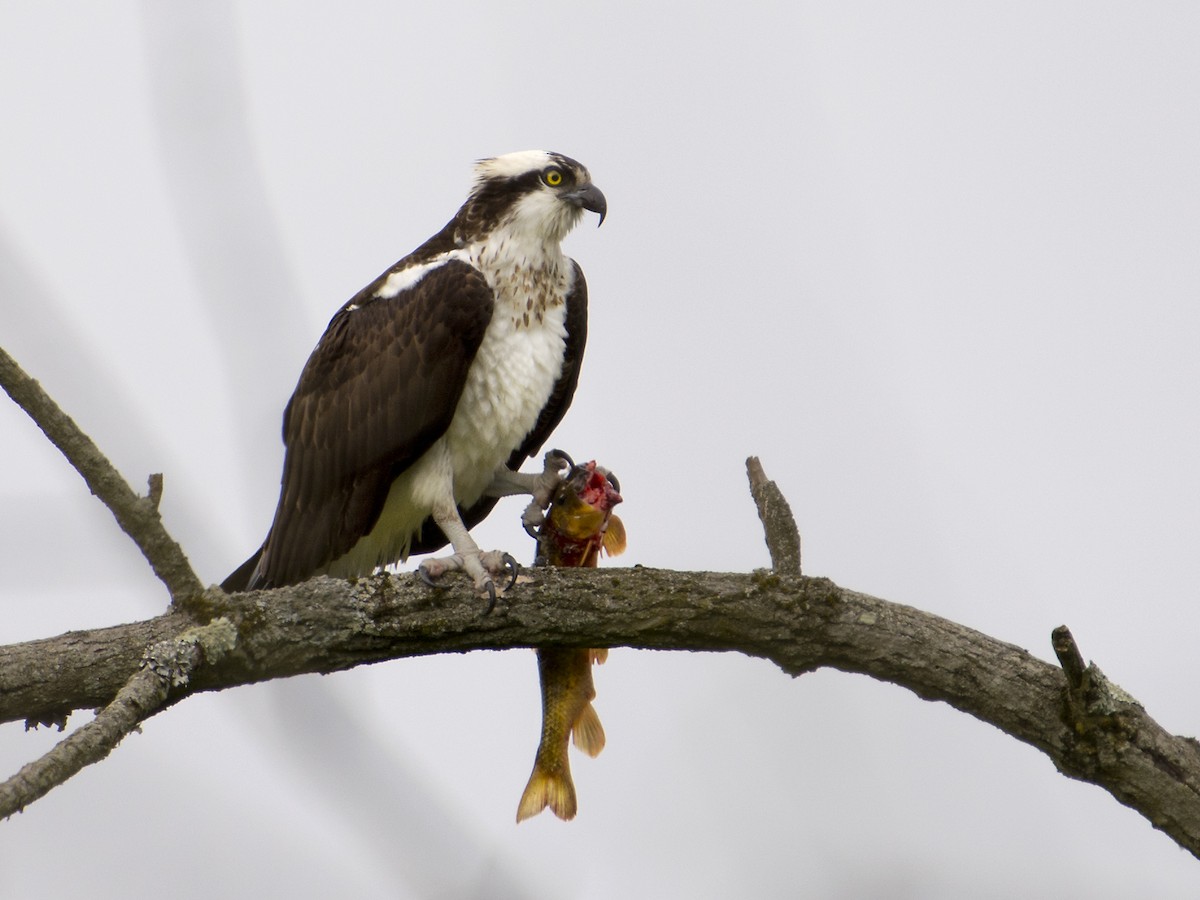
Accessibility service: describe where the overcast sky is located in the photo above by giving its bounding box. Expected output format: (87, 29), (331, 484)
(3, 2), (1200, 897)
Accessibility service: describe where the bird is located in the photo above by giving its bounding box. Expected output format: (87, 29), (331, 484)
(221, 150), (606, 606)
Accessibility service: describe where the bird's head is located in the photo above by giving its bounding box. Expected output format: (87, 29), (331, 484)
(459, 150), (606, 245)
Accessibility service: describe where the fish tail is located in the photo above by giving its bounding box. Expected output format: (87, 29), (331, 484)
(571, 702), (606, 758)
(516, 766), (578, 823)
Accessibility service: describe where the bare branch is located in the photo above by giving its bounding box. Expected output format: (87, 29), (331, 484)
(2, 569), (1199, 857)
(1052, 624), (1088, 692)
(0, 619), (236, 818)
(0, 346), (202, 602)
(746, 456), (801, 574)
(146, 473), (164, 511)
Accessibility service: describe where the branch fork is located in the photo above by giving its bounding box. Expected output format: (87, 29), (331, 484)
(1, 619), (237, 818)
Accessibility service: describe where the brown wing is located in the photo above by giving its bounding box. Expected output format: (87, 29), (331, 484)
(225, 258), (493, 590)
(407, 258), (589, 555)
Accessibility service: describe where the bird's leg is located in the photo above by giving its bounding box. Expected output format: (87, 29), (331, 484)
(419, 450), (571, 610)
(486, 449), (574, 539)
(418, 498), (518, 612)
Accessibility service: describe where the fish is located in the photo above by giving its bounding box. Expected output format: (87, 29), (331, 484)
(516, 460), (625, 823)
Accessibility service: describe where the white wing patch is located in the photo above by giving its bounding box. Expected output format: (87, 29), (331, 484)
(373, 250), (471, 300)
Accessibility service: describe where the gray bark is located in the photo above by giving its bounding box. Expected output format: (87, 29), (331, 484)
(2, 567), (1199, 858)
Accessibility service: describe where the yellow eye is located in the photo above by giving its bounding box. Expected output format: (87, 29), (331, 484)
(543, 168), (563, 187)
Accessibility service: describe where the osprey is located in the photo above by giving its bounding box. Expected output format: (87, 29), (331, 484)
(222, 150), (606, 603)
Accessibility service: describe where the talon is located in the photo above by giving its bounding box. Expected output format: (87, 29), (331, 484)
(483, 579), (498, 615)
(502, 553), (520, 589)
(547, 448), (574, 469)
(523, 499), (547, 539)
(415, 547), (519, 611)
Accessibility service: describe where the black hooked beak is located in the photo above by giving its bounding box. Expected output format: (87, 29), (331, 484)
(563, 182), (607, 226)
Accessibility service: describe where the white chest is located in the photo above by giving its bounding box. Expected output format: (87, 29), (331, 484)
(440, 251), (571, 502)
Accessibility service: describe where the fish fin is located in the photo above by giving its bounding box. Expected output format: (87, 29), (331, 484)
(590, 648), (609, 665)
(516, 769), (577, 823)
(602, 515), (627, 556)
(572, 702), (606, 758)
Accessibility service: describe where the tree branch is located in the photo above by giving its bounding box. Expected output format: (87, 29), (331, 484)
(2, 568), (1199, 856)
(0, 346), (202, 602)
(0, 619), (236, 818)
(746, 455), (801, 574)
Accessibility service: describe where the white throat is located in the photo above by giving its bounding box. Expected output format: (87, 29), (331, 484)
(471, 219), (572, 324)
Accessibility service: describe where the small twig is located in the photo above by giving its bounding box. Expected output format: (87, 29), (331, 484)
(1051, 625), (1088, 693)
(746, 456), (801, 575)
(0, 619), (236, 819)
(146, 473), (164, 511)
(0, 346), (202, 603)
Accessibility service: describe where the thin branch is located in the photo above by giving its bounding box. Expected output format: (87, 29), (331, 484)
(0, 346), (202, 602)
(1052, 624), (1088, 693)
(146, 472), (164, 511)
(746, 456), (801, 574)
(0, 619), (236, 818)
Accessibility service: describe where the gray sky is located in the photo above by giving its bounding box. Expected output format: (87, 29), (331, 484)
(3, 2), (1199, 896)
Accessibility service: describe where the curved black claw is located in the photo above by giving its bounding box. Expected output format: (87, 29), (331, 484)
(502, 553), (520, 590)
(483, 579), (498, 616)
(523, 518), (541, 541)
(547, 448), (575, 469)
(417, 566), (440, 589)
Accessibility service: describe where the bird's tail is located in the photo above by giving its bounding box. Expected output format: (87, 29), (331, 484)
(220, 548), (263, 592)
